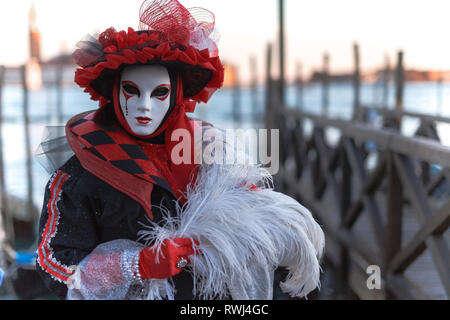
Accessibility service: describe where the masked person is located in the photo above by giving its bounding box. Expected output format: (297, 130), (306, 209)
(36, 0), (325, 300)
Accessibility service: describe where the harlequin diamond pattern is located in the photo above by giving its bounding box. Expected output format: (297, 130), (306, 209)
(110, 160), (146, 174)
(70, 114), (175, 196)
(81, 130), (115, 146)
(119, 144), (150, 160)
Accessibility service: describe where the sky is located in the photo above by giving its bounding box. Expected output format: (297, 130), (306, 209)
(2, 0), (450, 84)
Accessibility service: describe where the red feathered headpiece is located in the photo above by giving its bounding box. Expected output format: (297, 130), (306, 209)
(73, 0), (224, 108)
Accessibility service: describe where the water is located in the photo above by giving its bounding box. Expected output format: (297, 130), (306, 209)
(2, 79), (450, 213)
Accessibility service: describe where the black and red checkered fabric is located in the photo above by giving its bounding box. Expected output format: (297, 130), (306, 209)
(69, 110), (175, 197)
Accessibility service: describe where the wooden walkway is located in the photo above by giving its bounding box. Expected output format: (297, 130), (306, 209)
(274, 108), (450, 300)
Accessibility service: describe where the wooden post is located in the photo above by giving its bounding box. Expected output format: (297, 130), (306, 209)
(56, 64), (63, 125)
(0, 66), (5, 200)
(55, 65), (65, 166)
(437, 76), (443, 116)
(249, 56), (259, 126)
(322, 53), (330, 115)
(353, 43), (361, 120)
(296, 62), (304, 110)
(21, 65), (35, 234)
(382, 54), (390, 108)
(274, 3), (290, 291)
(385, 51), (404, 129)
(232, 65), (241, 127)
(278, 0), (285, 106)
(395, 51), (404, 111)
(265, 43), (273, 131)
(0, 66), (14, 247)
(264, 42), (275, 192)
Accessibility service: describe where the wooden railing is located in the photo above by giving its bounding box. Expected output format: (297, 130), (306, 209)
(274, 108), (450, 299)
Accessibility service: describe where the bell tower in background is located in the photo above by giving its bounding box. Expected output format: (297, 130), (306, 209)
(26, 1), (42, 90)
(29, 1), (41, 63)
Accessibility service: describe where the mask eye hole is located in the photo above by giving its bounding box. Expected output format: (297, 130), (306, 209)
(151, 85), (171, 101)
(122, 81), (140, 97)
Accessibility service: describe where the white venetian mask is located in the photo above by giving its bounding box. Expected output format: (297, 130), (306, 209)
(119, 65), (171, 136)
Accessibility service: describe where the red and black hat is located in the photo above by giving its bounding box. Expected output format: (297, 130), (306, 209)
(73, 0), (224, 108)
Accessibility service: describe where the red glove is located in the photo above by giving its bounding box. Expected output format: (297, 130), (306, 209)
(138, 238), (199, 280)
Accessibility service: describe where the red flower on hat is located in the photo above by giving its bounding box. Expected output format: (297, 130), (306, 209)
(98, 27), (118, 48)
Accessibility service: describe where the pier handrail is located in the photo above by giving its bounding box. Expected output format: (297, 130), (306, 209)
(285, 108), (450, 167)
(361, 105), (450, 125)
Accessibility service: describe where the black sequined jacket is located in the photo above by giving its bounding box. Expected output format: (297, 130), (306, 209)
(36, 155), (195, 300)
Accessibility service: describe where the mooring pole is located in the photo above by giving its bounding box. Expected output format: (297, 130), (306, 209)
(322, 53), (330, 116)
(55, 64), (65, 166)
(265, 43), (273, 131)
(296, 62), (304, 110)
(250, 55), (259, 126)
(437, 76), (443, 115)
(0, 66), (6, 205)
(353, 43), (361, 120)
(382, 54), (390, 108)
(0, 66), (14, 247)
(278, 0), (285, 106)
(391, 51), (404, 129)
(56, 64), (63, 126)
(21, 65), (35, 234)
(232, 65), (241, 127)
(395, 51), (404, 112)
